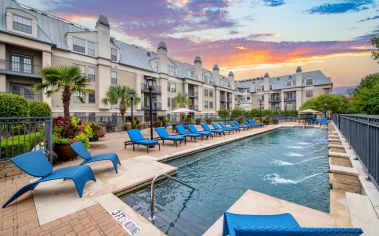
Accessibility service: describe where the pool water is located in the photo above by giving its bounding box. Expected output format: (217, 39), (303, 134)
(120, 128), (329, 235)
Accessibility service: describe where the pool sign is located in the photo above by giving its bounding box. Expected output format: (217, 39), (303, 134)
(111, 209), (141, 235)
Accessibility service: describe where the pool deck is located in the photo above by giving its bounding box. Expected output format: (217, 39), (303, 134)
(1, 122), (371, 236)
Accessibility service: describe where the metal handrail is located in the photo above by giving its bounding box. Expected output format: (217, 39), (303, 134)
(149, 173), (195, 221)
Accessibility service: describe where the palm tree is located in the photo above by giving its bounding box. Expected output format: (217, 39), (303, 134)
(102, 85), (140, 124)
(34, 65), (90, 118)
(172, 92), (192, 109)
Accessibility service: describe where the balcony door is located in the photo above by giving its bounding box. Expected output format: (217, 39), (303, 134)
(10, 83), (34, 99)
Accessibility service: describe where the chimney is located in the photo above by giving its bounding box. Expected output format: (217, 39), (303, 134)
(96, 15), (110, 59)
(194, 56), (202, 80)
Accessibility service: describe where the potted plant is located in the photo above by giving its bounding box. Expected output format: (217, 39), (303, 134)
(89, 122), (105, 142)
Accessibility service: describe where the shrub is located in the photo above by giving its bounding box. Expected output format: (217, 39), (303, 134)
(249, 109), (261, 117)
(0, 94), (29, 117)
(218, 108), (229, 117)
(263, 109), (273, 116)
(231, 108), (243, 118)
(1, 132), (43, 159)
(28, 100), (52, 117)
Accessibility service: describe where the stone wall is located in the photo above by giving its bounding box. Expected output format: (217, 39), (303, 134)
(0, 160), (24, 179)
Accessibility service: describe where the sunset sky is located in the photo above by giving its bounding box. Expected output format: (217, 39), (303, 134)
(21, 0), (379, 90)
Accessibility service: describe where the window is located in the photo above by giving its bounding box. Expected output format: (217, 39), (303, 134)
(287, 80), (292, 87)
(209, 79), (213, 85)
(88, 41), (95, 56)
(10, 54), (32, 74)
(88, 66), (95, 81)
(190, 70), (194, 78)
(203, 75), (209, 84)
(204, 101), (209, 109)
(209, 90), (213, 97)
(306, 78), (313, 86)
(88, 90), (95, 103)
(111, 71), (117, 84)
(269, 84), (273, 91)
(73, 37), (85, 53)
(78, 65), (85, 77)
(306, 90), (313, 98)
(111, 48), (117, 61)
(209, 101), (213, 109)
(11, 84), (34, 99)
(169, 83), (176, 93)
(247, 96), (251, 101)
(168, 97), (171, 107)
(13, 15), (32, 34)
(73, 91), (85, 103)
(167, 65), (176, 76)
(152, 61), (158, 72)
(204, 89), (208, 97)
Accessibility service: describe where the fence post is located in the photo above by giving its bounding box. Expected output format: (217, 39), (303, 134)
(367, 117), (370, 180)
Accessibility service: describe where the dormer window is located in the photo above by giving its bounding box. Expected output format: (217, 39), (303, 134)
(73, 37), (85, 53)
(287, 80), (293, 87)
(88, 41), (95, 56)
(306, 78), (313, 86)
(203, 75), (209, 84)
(111, 48), (117, 61)
(13, 15), (32, 34)
(167, 65), (176, 76)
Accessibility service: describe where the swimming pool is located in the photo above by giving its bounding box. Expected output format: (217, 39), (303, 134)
(120, 128), (329, 235)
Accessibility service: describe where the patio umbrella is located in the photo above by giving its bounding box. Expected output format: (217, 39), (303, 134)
(171, 108), (196, 113)
(299, 109), (320, 114)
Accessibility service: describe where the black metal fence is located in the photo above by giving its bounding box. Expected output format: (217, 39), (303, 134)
(333, 114), (379, 189)
(0, 117), (53, 162)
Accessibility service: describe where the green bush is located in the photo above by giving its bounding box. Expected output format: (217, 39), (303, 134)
(29, 100), (52, 117)
(231, 108), (243, 118)
(0, 132), (43, 159)
(0, 94), (29, 117)
(218, 108), (229, 117)
(249, 109), (261, 117)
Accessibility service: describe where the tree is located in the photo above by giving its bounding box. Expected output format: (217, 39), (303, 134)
(300, 94), (349, 114)
(218, 108), (229, 118)
(102, 85), (140, 123)
(172, 92), (192, 109)
(349, 73), (379, 114)
(34, 65), (90, 118)
(231, 108), (243, 118)
(371, 37), (379, 63)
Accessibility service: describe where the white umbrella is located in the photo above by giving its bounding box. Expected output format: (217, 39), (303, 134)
(299, 109), (321, 114)
(171, 108), (196, 113)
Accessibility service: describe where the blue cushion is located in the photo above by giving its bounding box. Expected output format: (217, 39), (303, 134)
(134, 139), (158, 146)
(155, 127), (169, 138)
(127, 129), (145, 142)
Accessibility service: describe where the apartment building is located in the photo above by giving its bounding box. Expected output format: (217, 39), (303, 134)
(235, 67), (333, 110)
(0, 0), (236, 120)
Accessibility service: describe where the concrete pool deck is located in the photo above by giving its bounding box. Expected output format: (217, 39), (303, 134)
(3, 122), (377, 235)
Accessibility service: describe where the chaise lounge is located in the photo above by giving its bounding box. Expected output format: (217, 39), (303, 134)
(70, 141), (121, 173)
(249, 119), (264, 127)
(126, 129), (160, 153)
(187, 124), (212, 139)
(230, 121), (249, 130)
(223, 212), (363, 236)
(155, 127), (185, 146)
(201, 123), (224, 136)
(212, 122), (234, 134)
(220, 121), (239, 132)
(2, 150), (96, 208)
(175, 125), (202, 142)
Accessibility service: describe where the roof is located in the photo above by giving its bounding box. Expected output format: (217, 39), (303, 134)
(113, 40), (155, 71)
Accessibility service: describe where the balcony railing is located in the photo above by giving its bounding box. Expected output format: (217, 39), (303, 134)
(1, 91), (43, 100)
(188, 91), (198, 98)
(189, 105), (199, 111)
(142, 102), (162, 110)
(284, 97), (296, 102)
(141, 83), (161, 94)
(220, 96), (226, 101)
(0, 60), (41, 78)
(269, 97), (281, 103)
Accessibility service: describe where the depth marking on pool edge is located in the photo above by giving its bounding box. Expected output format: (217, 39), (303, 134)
(111, 209), (142, 235)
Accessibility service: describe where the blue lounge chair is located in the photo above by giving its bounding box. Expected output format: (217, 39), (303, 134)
(187, 124), (212, 139)
(175, 125), (202, 142)
(155, 127), (185, 146)
(2, 150), (96, 208)
(212, 122), (234, 134)
(249, 119), (264, 127)
(220, 121), (239, 132)
(70, 141), (121, 173)
(223, 212), (363, 236)
(126, 129), (160, 153)
(320, 117), (328, 125)
(201, 123), (224, 136)
(231, 121), (249, 130)
(244, 120), (255, 128)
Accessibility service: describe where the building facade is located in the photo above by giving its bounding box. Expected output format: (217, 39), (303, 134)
(235, 67), (333, 111)
(0, 0), (332, 120)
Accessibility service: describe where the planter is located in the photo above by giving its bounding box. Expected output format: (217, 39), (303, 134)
(89, 136), (99, 142)
(54, 144), (77, 161)
(125, 122), (132, 130)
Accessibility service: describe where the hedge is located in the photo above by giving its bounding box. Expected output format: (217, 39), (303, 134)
(0, 132), (43, 159)
(29, 100), (52, 117)
(0, 94), (29, 117)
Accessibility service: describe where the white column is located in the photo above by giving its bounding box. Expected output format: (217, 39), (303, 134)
(296, 89), (302, 110)
(42, 51), (52, 106)
(160, 78), (168, 111)
(264, 93), (269, 110)
(197, 85), (203, 112)
(280, 90), (284, 110)
(215, 88), (220, 111)
(231, 92), (235, 110)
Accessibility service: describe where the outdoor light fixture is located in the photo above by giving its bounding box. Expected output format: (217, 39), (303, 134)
(324, 103), (327, 118)
(145, 77), (154, 140)
(129, 90), (135, 123)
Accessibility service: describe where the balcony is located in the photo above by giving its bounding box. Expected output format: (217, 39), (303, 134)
(220, 96), (226, 101)
(269, 97), (281, 103)
(0, 60), (41, 79)
(189, 105), (199, 111)
(142, 102), (162, 110)
(141, 83), (161, 94)
(188, 91), (198, 98)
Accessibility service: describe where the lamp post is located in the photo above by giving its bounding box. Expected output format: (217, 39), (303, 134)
(146, 77), (154, 140)
(259, 98), (263, 118)
(324, 103), (327, 118)
(129, 90), (135, 125)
